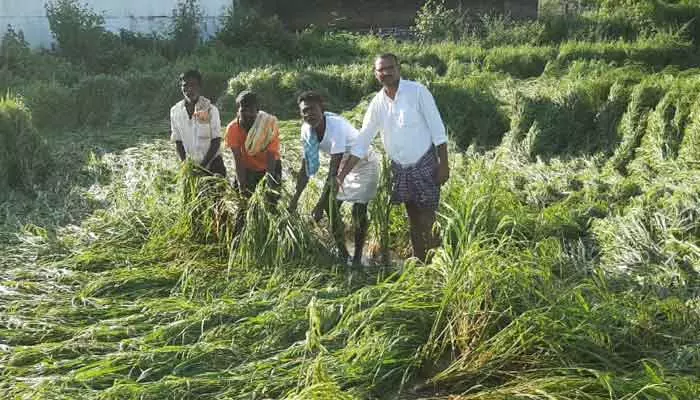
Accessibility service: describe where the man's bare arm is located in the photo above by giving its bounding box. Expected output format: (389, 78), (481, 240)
(436, 143), (449, 185)
(201, 138), (222, 168)
(266, 152), (278, 183)
(289, 159), (308, 212)
(175, 141), (187, 161)
(317, 154), (343, 214)
(231, 148), (248, 193)
(335, 155), (360, 188)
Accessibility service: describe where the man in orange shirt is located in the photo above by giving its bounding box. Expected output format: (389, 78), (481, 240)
(224, 90), (282, 205)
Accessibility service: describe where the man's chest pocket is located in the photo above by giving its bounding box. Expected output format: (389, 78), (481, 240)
(196, 122), (212, 138)
(391, 105), (420, 129)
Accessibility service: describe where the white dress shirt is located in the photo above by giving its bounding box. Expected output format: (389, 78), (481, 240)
(351, 79), (447, 166)
(170, 98), (222, 165)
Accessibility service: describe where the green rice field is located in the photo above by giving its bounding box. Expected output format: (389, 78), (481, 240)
(1, 0), (700, 398)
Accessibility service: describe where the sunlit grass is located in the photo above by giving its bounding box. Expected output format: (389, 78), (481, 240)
(3, 14), (700, 398)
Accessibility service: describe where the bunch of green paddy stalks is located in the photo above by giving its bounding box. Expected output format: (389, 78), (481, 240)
(2, 128), (700, 400)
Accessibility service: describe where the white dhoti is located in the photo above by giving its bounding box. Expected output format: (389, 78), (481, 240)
(336, 150), (380, 204)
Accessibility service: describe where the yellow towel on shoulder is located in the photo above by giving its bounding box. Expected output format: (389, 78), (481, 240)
(193, 97), (212, 124)
(244, 111), (278, 156)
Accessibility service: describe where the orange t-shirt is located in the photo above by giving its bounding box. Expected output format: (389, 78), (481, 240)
(224, 120), (280, 172)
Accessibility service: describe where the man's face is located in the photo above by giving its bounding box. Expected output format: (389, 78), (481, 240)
(374, 57), (400, 88)
(238, 103), (258, 131)
(181, 78), (200, 102)
(299, 100), (323, 129)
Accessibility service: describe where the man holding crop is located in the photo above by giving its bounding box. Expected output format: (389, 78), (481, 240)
(225, 90), (282, 198)
(289, 91), (380, 266)
(170, 69), (226, 176)
(224, 90), (282, 232)
(336, 53), (450, 262)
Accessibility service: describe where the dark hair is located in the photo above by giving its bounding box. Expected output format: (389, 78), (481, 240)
(375, 53), (400, 66)
(180, 69), (202, 84)
(297, 90), (324, 106)
(235, 90), (258, 107)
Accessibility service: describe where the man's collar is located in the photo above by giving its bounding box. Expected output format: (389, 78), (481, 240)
(383, 79), (403, 99)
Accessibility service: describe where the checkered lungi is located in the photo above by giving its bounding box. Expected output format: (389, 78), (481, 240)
(390, 147), (440, 210)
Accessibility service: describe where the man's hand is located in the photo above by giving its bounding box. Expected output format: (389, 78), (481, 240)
(437, 162), (450, 186)
(335, 171), (347, 193)
(335, 155), (360, 192)
(175, 141), (187, 162)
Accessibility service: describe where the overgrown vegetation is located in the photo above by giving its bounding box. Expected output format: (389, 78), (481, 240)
(170, 0), (203, 55)
(0, 96), (49, 196)
(2, 0), (700, 398)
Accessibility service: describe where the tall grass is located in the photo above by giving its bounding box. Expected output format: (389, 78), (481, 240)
(3, 130), (700, 398)
(0, 95), (50, 195)
(3, 5), (700, 399)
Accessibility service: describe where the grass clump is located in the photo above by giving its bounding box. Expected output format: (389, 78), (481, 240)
(609, 76), (671, 174)
(0, 96), (50, 196)
(432, 73), (510, 150)
(553, 32), (698, 71)
(483, 45), (557, 78)
(503, 75), (624, 159)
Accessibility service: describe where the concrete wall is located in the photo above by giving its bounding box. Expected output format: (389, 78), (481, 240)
(0, 0), (231, 48)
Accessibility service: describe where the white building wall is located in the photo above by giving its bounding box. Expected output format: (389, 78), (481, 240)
(0, 0), (231, 48)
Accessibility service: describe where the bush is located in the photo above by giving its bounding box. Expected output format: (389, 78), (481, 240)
(216, 3), (299, 58)
(45, 0), (133, 72)
(412, 0), (464, 42)
(0, 27), (31, 73)
(0, 96), (50, 194)
(478, 13), (547, 47)
(296, 30), (367, 64)
(74, 74), (128, 126)
(19, 81), (77, 130)
(45, 0), (104, 58)
(402, 52), (448, 76)
(0, 28), (84, 90)
(118, 30), (176, 61)
(411, 0), (700, 46)
(170, 0), (202, 55)
(120, 72), (181, 120)
(18, 73), (175, 130)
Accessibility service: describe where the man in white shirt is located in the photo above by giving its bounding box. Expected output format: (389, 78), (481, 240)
(170, 69), (226, 176)
(336, 53), (450, 262)
(289, 91), (380, 265)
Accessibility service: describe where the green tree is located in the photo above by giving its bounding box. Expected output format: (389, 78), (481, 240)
(171, 0), (203, 55)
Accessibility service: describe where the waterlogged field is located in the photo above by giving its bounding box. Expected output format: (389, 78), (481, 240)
(2, 2), (700, 398)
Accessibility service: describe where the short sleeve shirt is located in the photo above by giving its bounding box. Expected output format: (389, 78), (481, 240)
(224, 119), (281, 172)
(301, 112), (359, 156)
(170, 97), (222, 164)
